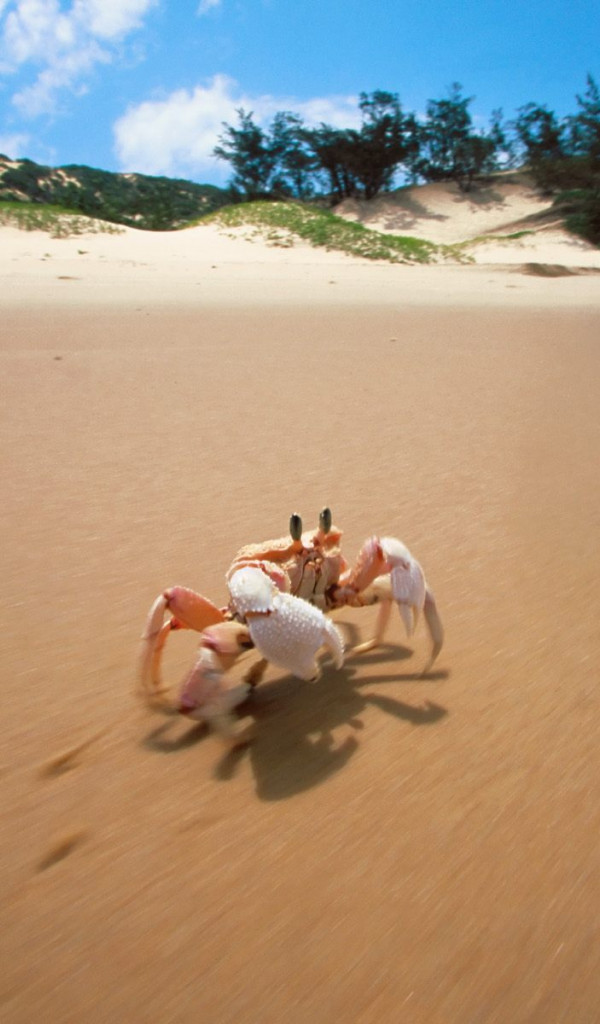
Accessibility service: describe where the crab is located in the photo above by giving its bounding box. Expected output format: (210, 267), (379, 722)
(139, 509), (443, 745)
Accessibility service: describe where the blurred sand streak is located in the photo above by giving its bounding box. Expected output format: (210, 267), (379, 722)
(1, 211), (599, 1022)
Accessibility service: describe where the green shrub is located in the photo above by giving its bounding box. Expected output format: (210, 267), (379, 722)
(0, 201), (123, 237)
(199, 201), (447, 263)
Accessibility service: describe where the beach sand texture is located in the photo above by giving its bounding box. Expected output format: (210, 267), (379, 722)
(1, 183), (600, 1023)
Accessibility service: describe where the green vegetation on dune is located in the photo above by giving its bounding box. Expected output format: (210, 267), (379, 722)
(1, 76), (598, 246)
(452, 228), (536, 256)
(0, 201), (123, 237)
(200, 201), (449, 263)
(0, 157), (228, 231)
(213, 76), (599, 246)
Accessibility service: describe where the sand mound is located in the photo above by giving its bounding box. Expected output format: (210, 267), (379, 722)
(0, 172), (598, 312)
(335, 172), (554, 243)
(335, 172), (600, 268)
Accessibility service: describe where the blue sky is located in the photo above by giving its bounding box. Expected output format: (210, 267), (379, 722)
(0, 0), (598, 186)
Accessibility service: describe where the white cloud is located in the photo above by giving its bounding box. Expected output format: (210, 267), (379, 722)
(76, 0), (157, 40)
(0, 130), (30, 156)
(197, 0), (220, 15)
(0, 0), (156, 115)
(113, 74), (360, 180)
(12, 39), (109, 115)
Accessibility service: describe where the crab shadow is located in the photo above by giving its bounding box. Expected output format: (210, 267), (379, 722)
(143, 718), (210, 754)
(222, 618), (448, 800)
(142, 621), (449, 801)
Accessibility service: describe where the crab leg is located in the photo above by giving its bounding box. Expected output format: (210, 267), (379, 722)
(139, 586), (226, 700)
(351, 576), (395, 655)
(422, 588), (444, 674)
(178, 622), (256, 746)
(337, 536), (388, 595)
(339, 536), (444, 670)
(243, 657), (269, 688)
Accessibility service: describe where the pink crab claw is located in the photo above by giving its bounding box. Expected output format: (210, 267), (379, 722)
(228, 566), (345, 682)
(138, 586), (226, 704)
(177, 621), (256, 746)
(380, 537), (427, 635)
(342, 536), (444, 671)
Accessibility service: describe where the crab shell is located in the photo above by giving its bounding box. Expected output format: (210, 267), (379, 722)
(228, 523), (348, 608)
(227, 566), (345, 681)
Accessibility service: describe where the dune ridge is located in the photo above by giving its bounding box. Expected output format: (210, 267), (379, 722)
(0, 175), (598, 314)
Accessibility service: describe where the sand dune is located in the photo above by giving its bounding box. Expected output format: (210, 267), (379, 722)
(1, 181), (600, 1023)
(336, 172), (554, 241)
(337, 172), (600, 267)
(0, 175), (598, 318)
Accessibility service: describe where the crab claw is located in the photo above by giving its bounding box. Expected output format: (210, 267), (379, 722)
(139, 586), (226, 703)
(380, 540), (444, 671)
(379, 538), (427, 635)
(338, 536), (388, 595)
(345, 536), (444, 670)
(228, 566), (344, 682)
(200, 621), (255, 663)
(178, 621), (256, 746)
(227, 565), (278, 616)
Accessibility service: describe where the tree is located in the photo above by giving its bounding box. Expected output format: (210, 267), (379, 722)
(568, 75), (600, 163)
(214, 90), (419, 205)
(512, 102), (568, 190)
(554, 76), (600, 244)
(412, 83), (502, 191)
(306, 91), (417, 203)
(351, 91), (417, 199)
(214, 109), (276, 199)
(512, 77), (600, 244)
(305, 125), (361, 202)
(268, 112), (316, 199)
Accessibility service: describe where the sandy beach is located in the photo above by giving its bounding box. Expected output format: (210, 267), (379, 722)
(1, 188), (600, 1023)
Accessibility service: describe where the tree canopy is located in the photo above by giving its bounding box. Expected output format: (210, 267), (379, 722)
(214, 85), (509, 202)
(213, 76), (600, 244)
(2, 76), (598, 244)
(511, 75), (600, 241)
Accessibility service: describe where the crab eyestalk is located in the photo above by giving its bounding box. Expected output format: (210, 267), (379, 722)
(289, 513), (303, 542)
(319, 507), (332, 534)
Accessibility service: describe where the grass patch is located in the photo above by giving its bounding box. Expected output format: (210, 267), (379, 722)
(502, 230), (536, 240)
(451, 229), (537, 259)
(197, 201), (451, 264)
(459, 229), (536, 249)
(0, 201), (123, 238)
